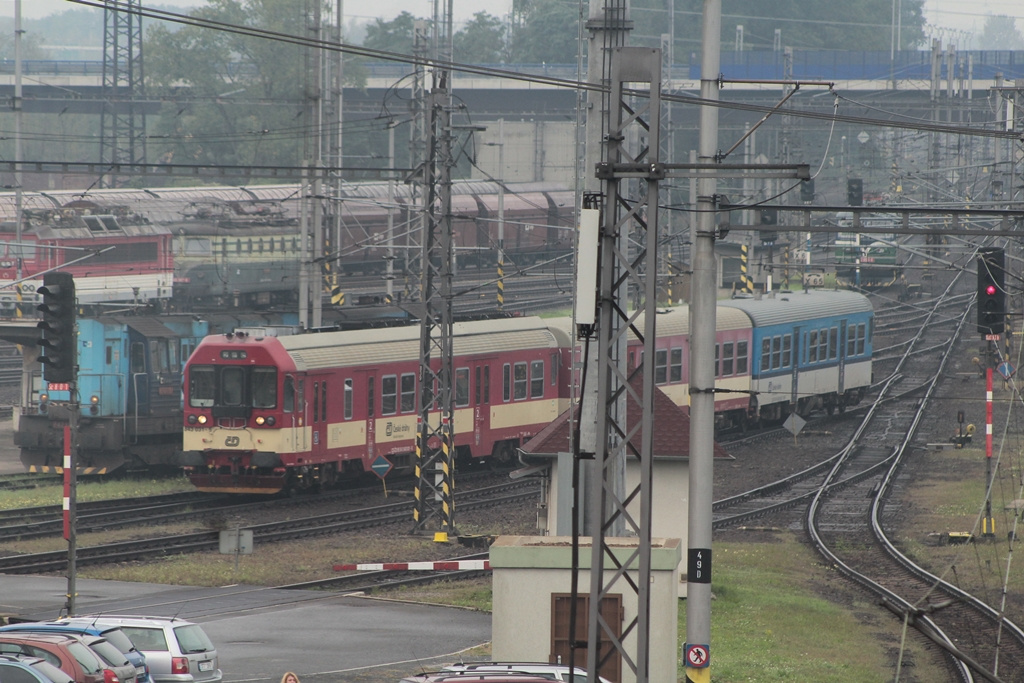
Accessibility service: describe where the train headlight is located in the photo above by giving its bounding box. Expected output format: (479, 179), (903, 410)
(255, 416), (265, 425)
(187, 414), (197, 425)
(90, 395), (99, 404)
(40, 393), (48, 403)
(197, 414), (208, 425)
(265, 416), (275, 426)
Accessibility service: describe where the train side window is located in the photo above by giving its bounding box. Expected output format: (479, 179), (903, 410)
(252, 368), (277, 408)
(829, 326), (838, 360)
(736, 341), (748, 374)
(530, 360), (544, 398)
(382, 375), (398, 415)
(474, 367), (481, 405)
(782, 335), (792, 368)
(714, 344), (720, 378)
(268, 238), (275, 253)
(344, 378), (353, 419)
(550, 353), (559, 385)
(130, 341), (146, 374)
(760, 338), (771, 371)
(858, 323), (867, 355)
(654, 349), (668, 384)
(670, 347), (683, 382)
(772, 336), (783, 370)
(257, 238), (264, 254)
(503, 363), (511, 402)
(722, 342), (734, 376)
(455, 368), (470, 407)
(189, 366), (215, 407)
(321, 381), (327, 420)
(313, 381), (320, 422)
(513, 362), (528, 400)
(106, 345), (113, 365)
(483, 366), (490, 404)
(283, 376), (295, 413)
(223, 367), (245, 406)
(808, 330), (818, 363)
(235, 240), (242, 255)
(247, 238), (253, 254)
(818, 328), (828, 362)
(847, 325), (856, 357)
(401, 373), (416, 412)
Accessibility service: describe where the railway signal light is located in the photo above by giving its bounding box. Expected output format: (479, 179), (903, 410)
(37, 271), (76, 383)
(847, 178), (863, 206)
(977, 248), (1005, 336)
(800, 179), (815, 202)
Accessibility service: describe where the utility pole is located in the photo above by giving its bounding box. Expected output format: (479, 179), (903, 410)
(412, 0), (457, 537)
(14, 0), (23, 285)
(686, 1), (722, 682)
(99, 0), (146, 188)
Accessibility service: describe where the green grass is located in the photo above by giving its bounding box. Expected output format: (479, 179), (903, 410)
(682, 536), (946, 682)
(0, 475), (193, 511)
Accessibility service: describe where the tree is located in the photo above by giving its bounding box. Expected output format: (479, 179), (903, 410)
(144, 0), (364, 178)
(509, 0), (580, 64)
(454, 12), (507, 64)
(363, 11), (418, 57)
(978, 15), (1024, 50)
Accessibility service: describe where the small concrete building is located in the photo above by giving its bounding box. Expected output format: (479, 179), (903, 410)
(490, 535), (682, 683)
(517, 377), (732, 553)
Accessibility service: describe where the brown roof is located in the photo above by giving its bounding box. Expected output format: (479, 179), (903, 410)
(522, 372), (731, 460)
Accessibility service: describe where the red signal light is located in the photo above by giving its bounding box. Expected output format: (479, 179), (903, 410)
(986, 284), (997, 296)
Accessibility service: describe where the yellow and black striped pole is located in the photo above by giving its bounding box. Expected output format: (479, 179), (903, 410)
(740, 242), (754, 294)
(496, 253), (504, 311)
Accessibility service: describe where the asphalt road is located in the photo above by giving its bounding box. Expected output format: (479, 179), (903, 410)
(1, 575), (492, 683)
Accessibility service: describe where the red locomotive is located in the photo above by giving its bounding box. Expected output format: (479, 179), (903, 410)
(179, 317), (573, 494)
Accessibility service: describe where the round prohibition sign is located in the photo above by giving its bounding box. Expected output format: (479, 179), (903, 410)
(686, 643), (710, 668)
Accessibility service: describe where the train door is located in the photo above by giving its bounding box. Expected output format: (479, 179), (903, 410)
(128, 336), (149, 419)
(837, 320), (847, 395)
(363, 371), (376, 459)
(282, 375), (304, 452)
(309, 376), (328, 459)
(471, 362), (490, 449)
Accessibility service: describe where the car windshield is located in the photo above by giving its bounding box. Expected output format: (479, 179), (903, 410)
(97, 629), (137, 655)
(172, 626), (214, 655)
(85, 639), (129, 667)
(119, 628), (167, 653)
(66, 642), (105, 675)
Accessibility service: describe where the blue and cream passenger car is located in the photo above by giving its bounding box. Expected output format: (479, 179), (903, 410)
(720, 289), (873, 423)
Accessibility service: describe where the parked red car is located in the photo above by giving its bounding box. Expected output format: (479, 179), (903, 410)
(0, 633), (122, 683)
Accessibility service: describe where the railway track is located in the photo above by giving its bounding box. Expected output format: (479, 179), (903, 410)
(0, 479), (538, 574)
(715, 265), (1024, 680)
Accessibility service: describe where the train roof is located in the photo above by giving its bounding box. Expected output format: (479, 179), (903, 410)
(718, 289), (873, 327)
(277, 317), (565, 371)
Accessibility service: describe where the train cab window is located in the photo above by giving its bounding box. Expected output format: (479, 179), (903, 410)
(655, 349), (668, 384)
(222, 367), (245, 406)
(401, 373), (416, 412)
(503, 363), (512, 402)
(252, 368), (277, 408)
(736, 341), (748, 374)
(106, 345), (114, 365)
(455, 368), (470, 407)
(344, 378), (353, 419)
(782, 335), (792, 368)
(513, 362), (528, 400)
(483, 366), (490, 404)
(284, 376), (295, 413)
(530, 360), (544, 398)
(760, 338), (771, 371)
(382, 375), (398, 415)
(830, 326), (839, 360)
(150, 340), (172, 374)
(670, 347), (683, 382)
(722, 342), (734, 376)
(184, 238), (211, 256)
(130, 342), (146, 374)
(189, 367), (216, 407)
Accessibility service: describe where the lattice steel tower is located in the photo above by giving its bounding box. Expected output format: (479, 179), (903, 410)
(99, 0), (146, 187)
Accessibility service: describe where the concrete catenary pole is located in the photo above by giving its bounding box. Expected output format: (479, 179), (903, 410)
(685, 1), (722, 682)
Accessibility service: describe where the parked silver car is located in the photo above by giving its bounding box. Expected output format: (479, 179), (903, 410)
(441, 662), (611, 683)
(71, 618), (220, 683)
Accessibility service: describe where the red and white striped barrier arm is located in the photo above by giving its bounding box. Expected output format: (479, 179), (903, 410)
(333, 560), (490, 572)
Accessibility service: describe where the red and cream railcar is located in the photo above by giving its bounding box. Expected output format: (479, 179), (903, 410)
(626, 305), (754, 430)
(179, 317), (572, 494)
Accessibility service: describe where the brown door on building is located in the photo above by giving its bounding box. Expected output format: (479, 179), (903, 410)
(550, 593), (623, 683)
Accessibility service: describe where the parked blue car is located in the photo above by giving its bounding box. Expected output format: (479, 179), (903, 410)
(0, 623), (150, 683)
